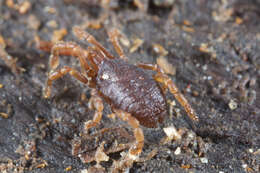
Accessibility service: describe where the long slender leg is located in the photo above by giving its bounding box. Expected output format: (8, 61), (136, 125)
(107, 28), (127, 60)
(73, 26), (115, 59)
(44, 66), (88, 98)
(36, 39), (54, 52)
(111, 109), (144, 172)
(49, 41), (90, 74)
(137, 63), (199, 122)
(137, 63), (163, 73)
(0, 46), (23, 74)
(86, 46), (105, 72)
(85, 89), (104, 131)
(113, 109), (144, 159)
(155, 73), (199, 121)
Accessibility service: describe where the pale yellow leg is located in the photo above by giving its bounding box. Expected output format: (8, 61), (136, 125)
(113, 109), (144, 158)
(110, 109), (144, 172)
(85, 89), (104, 131)
(108, 28), (127, 60)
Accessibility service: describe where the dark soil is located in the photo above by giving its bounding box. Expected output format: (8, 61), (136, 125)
(0, 0), (259, 172)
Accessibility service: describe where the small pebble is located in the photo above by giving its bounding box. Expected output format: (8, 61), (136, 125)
(163, 126), (182, 141)
(80, 169), (88, 173)
(200, 157), (208, 164)
(44, 6), (56, 14)
(228, 99), (238, 110)
(47, 20), (58, 28)
(202, 65), (208, 71)
(242, 164), (247, 168)
(174, 147), (181, 155)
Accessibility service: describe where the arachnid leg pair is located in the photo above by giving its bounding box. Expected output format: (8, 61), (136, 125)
(43, 27), (145, 160)
(43, 27), (198, 171)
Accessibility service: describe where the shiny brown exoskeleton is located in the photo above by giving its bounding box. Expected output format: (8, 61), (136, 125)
(97, 58), (166, 128)
(40, 26), (198, 170)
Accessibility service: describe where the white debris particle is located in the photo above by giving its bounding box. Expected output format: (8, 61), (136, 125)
(119, 36), (130, 47)
(202, 65), (208, 71)
(228, 99), (238, 110)
(174, 147), (181, 155)
(169, 100), (176, 106)
(80, 169), (88, 173)
(253, 149), (260, 155)
(128, 153), (138, 161)
(226, 67), (230, 72)
(163, 126), (182, 141)
(219, 171), (224, 173)
(187, 131), (195, 138)
(124, 168), (130, 173)
(102, 73), (109, 80)
(248, 148), (253, 153)
(200, 157), (208, 164)
(242, 164), (247, 168)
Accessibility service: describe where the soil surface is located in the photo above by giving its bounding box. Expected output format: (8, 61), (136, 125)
(0, 0), (259, 172)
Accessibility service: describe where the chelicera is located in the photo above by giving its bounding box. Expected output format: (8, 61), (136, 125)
(43, 27), (198, 164)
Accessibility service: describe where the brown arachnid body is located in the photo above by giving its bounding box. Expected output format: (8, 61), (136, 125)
(42, 27), (198, 169)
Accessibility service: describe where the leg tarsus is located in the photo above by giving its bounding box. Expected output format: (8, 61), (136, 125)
(136, 148), (158, 162)
(44, 66), (88, 98)
(154, 73), (199, 121)
(137, 63), (164, 73)
(85, 90), (104, 131)
(113, 109), (144, 157)
(73, 26), (115, 59)
(108, 28), (127, 60)
(36, 39), (54, 52)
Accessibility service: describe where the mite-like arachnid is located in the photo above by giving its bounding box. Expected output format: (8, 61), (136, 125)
(42, 26), (198, 169)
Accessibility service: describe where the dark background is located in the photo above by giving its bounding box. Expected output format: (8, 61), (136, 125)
(0, 0), (259, 172)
